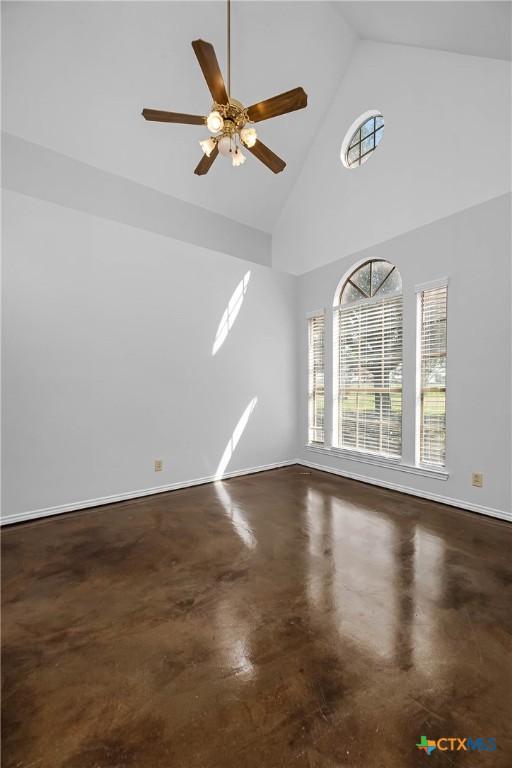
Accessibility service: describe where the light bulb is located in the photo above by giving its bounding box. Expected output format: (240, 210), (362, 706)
(218, 135), (233, 156)
(232, 148), (246, 167)
(240, 124), (257, 148)
(199, 137), (216, 157)
(206, 110), (224, 134)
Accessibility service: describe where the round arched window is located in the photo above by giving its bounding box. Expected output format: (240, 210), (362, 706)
(341, 112), (384, 169)
(339, 260), (401, 305)
(334, 259), (403, 458)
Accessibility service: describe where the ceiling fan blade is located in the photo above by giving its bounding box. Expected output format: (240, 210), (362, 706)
(247, 140), (286, 174)
(194, 144), (219, 176)
(191, 40), (229, 105)
(142, 109), (205, 125)
(246, 87), (308, 123)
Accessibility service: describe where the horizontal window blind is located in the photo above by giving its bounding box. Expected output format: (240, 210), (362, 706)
(335, 296), (403, 457)
(419, 286), (447, 467)
(308, 314), (325, 444)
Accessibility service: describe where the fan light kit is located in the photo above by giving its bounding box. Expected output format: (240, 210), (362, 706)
(142, 0), (308, 175)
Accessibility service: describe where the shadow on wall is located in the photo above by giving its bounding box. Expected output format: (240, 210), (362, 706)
(212, 271), (251, 355)
(215, 397), (258, 480)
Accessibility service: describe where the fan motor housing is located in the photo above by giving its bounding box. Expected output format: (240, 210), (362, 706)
(214, 98), (248, 132)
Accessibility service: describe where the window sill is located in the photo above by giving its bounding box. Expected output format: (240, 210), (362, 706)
(304, 444), (449, 480)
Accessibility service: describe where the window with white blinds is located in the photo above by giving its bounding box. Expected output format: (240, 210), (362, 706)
(334, 261), (403, 457)
(418, 286), (447, 467)
(308, 314), (325, 444)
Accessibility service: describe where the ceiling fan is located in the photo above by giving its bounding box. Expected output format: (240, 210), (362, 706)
(142, 0), (308, 175)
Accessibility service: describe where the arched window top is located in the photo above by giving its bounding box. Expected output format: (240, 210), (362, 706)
(340, 110), (384, 169)
(338, 260), (401, 306)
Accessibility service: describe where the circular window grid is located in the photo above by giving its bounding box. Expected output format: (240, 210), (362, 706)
(340, 110), (384, 169)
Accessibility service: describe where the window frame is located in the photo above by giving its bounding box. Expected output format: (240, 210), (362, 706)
(338, 259), (401, 305)
(302, 268), (449, 482)
(415, 278), (449, 469)
(307, 310), (326, 446)
(340, 109), (384, 170)
(346, 115), (384, 168)
(333, 260), (403, 459)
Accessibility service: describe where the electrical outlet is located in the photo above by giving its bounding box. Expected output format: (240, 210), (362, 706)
(154, 459), (163, 472)
(472, 472), (483, 488)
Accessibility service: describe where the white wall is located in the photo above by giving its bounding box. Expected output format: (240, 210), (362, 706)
(3, 134), (272, 268)
(2, 24), (511, 525)
(273, 41), (511, 274)
(296, 195), (511, 519)
(3, 192), (510, 523)
(1, 191), (298, 521)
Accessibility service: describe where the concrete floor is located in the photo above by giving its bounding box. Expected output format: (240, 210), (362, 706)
(2, 466), (512, 767)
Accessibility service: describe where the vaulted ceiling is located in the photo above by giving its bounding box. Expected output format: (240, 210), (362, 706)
(3, 2), (510, 234)
(332, 1), (511, 61)
(2, 1), (355, 232)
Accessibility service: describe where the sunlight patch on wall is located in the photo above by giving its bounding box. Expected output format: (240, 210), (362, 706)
(212, 271), (251, 355)
(215, 396), (258, 480)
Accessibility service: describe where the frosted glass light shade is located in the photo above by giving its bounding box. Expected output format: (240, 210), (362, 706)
(199, 137), (216, 157)
(218, 135), (233, 156)
(240, 124), (257, 148)
(232, 148), (246, 167)
(206, 110), (224, 133)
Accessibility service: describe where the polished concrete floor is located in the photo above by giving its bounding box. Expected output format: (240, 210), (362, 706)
(2, 466), (512, 767)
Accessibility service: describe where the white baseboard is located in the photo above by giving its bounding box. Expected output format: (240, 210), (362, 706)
(0, 460), (295, 526)
(3, 457), (510, 527)
(297, 458), (511, 524)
